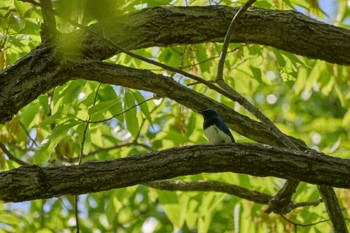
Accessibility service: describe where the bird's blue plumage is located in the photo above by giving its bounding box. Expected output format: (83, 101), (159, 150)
(200, 109), (235, 143)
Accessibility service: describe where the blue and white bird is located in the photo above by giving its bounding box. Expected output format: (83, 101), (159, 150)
(199, 109), (235, 144)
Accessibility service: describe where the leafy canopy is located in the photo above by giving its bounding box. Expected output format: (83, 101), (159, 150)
(0, 0), (350, 232)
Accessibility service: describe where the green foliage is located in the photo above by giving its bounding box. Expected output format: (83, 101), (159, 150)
(1, 0), (350, 232)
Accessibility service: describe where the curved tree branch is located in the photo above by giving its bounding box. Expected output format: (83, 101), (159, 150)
(79, 6), (350, 63)
(1, 6), (350, 123)
(1, 143), (350, 203)
(0, 5), (349, 229)
(0, 58), (300, 146)
(71, 61), (308, 148)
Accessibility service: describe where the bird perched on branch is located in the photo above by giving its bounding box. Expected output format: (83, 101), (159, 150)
(199, 109), (235, 144)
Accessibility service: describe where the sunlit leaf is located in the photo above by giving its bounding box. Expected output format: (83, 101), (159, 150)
(88, 99), (120, 116)
(124, 92), (139, 137)
(33, 120), (79, 164)
(157, 191), (189, 229)
(1, 0), (349, 232)
(133, 91), (153, 126)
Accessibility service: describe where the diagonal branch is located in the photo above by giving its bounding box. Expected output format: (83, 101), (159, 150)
(0, 142), (29, 166)
(216, 0), (256, 82)
(318, 184), (348, 232)
(39, 0), (57, 41)
(71, 61), (306, 148)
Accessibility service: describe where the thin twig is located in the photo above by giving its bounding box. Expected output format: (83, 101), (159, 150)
(74, 196), (80, 233)
(215, 0), (297, 148)
(78, 84), (101, 164)
(150, 47), (242, 72)
(19, 121), (38, 147)
(75, 84), (101, 233)
(87, 97), (154, 124)
(82, 141), (155, 159)
(216, 0), (256, 82)
(70, 97), (158, 162)
(292, 199), (323, 208)
(280, 214), (330, 227)
(185, 47), (242, 69)
(0, 142), (29, 166)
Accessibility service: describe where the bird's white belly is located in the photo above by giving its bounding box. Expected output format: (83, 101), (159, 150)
(204, 125), (232, 144)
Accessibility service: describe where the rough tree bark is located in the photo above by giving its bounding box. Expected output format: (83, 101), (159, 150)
(1, 6), (350, 124)
(2, 143), (350, 203)
(0, 5), (350, 231)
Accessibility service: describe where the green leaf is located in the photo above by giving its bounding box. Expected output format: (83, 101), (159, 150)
(133, 91), (153, 126)
(186, 113), (197, 137)
(38, 95), (49, 116)
(76, 122), (91, 155)
(198, 193), (226, 233)
(250, 66), (262, 83)
(106, 196), (119, 225)
(157, 191), (189, 230)
(14, 1), (32, 17)
(0, 213), (20, 225)
(108, 101), (124, 123)
(20, 101), (40, 128)
(124, 92), (139, 137)
(33, 120), (79, 164)
(88, 99), (120, 116)
(294, 66), (308, 95)
(55, 80), (86, 104)
(185, 197), (200, 229)
(98, 84), (119, 101)
(304, 60), (322, 93)
(196, 44), (210, 73)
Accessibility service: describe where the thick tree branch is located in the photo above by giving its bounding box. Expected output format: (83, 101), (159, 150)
(1, 6), (350, 124)
(71, 61), (306, 148)
(81, 6), (350, 63)
(1, 143), (350, 203)
(318, 185), (348, 232)
(1, 56), (302, 148)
